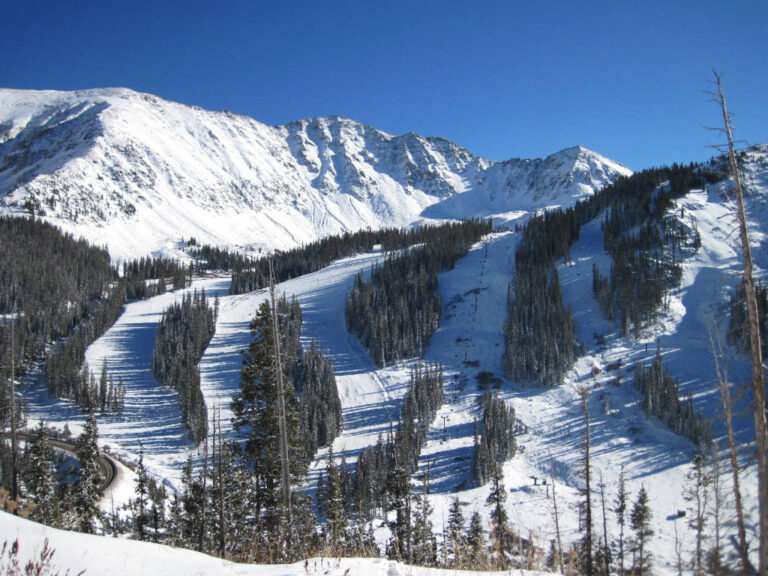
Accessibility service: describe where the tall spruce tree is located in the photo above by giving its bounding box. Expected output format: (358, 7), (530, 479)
(466, 510), (488, 569)
(232, 297), (303, 532)
(73, 413), (101, 534)
(134, 448), (149, 541)
(630, 486), (654, 576)
(25, 420), (57, 525)
(411, 478), (437, 567)
(486, 465), (511, 569)
(323, 446), (346, 548)
(446, 497), (466, 567)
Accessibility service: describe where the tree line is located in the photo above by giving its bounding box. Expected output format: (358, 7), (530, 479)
(503, 203), (581, 387)
(231, 219), (492, 295)
(634, 347), (711, 449)
(473, 391), (517, 485)
(503, 163), (715, 388)
(152, 290), (218, 443)
(231, 293), (342, 547)
(2, 383), (734, 574)
(347, 363), (443, 521)
(0, 216), (192, 414)
(183, 238), (257, 273)
(0, 216), (114, 378)
(121, 255), (192, 298)
(346, 219), (492, 367)
(593, 166), (704, 338)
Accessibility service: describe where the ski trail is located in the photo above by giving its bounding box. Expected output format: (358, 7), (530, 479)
(23, 276), (230, 491)
(414, 231), (518, 494)
(197, 251), (412, 488)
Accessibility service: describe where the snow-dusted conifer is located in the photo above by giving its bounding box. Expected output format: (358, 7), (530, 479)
(25, 420), (57, 525)
(73, 413), (101, 533)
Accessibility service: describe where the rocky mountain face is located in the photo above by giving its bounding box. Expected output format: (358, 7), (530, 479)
(0, 88), (631, 260)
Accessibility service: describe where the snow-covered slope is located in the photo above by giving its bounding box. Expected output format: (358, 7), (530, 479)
(1, 511), (550, 576)
(0, 88), (630, 260)
(14, 146), (768, 575)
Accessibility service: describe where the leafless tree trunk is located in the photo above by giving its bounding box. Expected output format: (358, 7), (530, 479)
(674, 517), (685, 576)
(580, 387), (594, 576)
(550, 456), (565, 576)
(214, 408), (226, 558)
(199, 429), (208, 553)
(269, 259), (292, 519)
(712, 441), (724, 573)
(9, 316), (18, 501)
(709, 326), (751, 573)
(710, 71), (768, 575)
(600, 472), (610, 576)
(616, 466), (628, 576)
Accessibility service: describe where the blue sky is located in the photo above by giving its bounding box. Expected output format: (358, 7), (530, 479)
(2, 0), (766, 170)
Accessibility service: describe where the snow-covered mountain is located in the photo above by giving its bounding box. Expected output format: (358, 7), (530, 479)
(0, 88), (630, 260)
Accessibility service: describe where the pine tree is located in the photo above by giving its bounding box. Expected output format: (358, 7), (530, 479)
(232, 297), (304, 542)
(684, 453), (711, 576)
(134, 447), (149, 541)
(386, 463), (412, 561)
(486, 465), (510, 569)
(25, 420), (57, 525)
(323, 446), (346, 549)
(411, 479), (437, 567)
(179, 456), (207, 552)
(614, 467), (629, 575)
(446, 497), (466, 567)
(73, 413), (101, 533)
(466, 511), (488, 569)
(630, 487), (653, 576)
(98, 360), (108, 412)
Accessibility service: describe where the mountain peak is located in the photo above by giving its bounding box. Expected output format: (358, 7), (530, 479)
(0, 88), (631, 260)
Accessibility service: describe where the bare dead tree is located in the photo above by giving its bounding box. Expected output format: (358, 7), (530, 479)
(711, 441), (724, 574)
(616, 466), (629, 576)
(599, 471), (611, 576)
(684, 453), (710, 576)
(708, 70), (768, 575)
(214, 407), (226, 558)
(674, 515), (685, 576)
(579, 386), (595, 576)
(9, 315), (18, 501)
(709, 326), (751, 573)
(268, 259), (292, 519)
(550, 455), (565, 575)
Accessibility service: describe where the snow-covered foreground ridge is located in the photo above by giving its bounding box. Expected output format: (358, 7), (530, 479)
(0, 87), (629, 260)
(0, 511), (549, 576)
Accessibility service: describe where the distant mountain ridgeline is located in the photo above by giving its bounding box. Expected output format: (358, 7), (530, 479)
(0, 88), (630, 262)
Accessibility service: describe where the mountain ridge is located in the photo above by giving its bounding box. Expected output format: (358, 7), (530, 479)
(0, 87), (631, 260)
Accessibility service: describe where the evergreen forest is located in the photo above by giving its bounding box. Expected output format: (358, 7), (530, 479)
(152, 290), (218, 443)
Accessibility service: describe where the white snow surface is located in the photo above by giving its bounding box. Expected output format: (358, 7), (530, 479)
(0, 511), (550, 576)
(0, 87), (630, 262)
